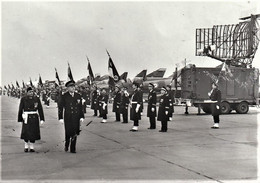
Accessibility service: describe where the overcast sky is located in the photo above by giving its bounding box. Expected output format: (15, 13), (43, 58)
(1, 1), (260, 86)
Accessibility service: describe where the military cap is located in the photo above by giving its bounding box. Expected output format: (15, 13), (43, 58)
(148, 83), (155, 88)
(65, 80), (76, 87)
(133, 82), (140, 88)
(27, 87), (33, 92)
(161, 86), (167, 92)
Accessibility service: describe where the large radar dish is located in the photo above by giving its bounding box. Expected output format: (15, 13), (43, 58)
(196, 14), (260, 68)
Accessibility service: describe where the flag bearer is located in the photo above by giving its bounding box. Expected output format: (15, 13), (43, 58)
(113, 85), (121, 122)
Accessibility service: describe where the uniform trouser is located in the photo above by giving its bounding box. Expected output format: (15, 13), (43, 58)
(115, 112), (120, 121)
(65, 135), (77, 152)
(149, 117), (156, 129)
(213, 115), (219, 123)
(94, 110), (97, 116)
(134, 120), (139, 126)
(161, 120), (168, 131)
(24, 140), (35, 143)
(122, 111), (128, 123)
(103, 114), (107, 120)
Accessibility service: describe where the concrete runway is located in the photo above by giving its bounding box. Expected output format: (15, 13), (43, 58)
(0, 95), (259, 183)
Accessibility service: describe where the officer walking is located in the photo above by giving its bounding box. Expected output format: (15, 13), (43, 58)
(58, 80), (84, 153)
(112, 85), (121, 122)
(130, 83), (142, 132)
(147, 83), (157, 129)
(18, 87), (45, 152)
(157, 87), (170, 132)
(91, 85), (98, 116)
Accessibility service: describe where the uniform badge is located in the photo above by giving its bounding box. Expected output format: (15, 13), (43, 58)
(34, 102), (38, 108)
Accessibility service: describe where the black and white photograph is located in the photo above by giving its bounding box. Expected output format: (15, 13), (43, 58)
(1, 0), (260, 182)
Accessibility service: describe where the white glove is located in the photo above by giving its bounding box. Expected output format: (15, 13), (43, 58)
(40, 120), (44, 125)
(103, 105), (106, 110)
(80, 118), (84, 123)
(216, 105), (219, 109)
(151, 107), (155, 112)
(136, 104), (140, 113)
(59, 119), (64, 124)
(165, 111), (168, 115)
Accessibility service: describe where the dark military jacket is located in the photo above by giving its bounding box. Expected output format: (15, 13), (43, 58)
(91, 90), (98, 110)
(58, 92), (84, 136)
(100, 93), (109, 115)
(209, 88), (222, 116)
(147, 89), (157, 117)
(157, 94), (170, 122)
(18, 95), (45, 140)
(130, 89), (142, 121)
(120, 92), (130, 114)
(113, 91), (121, 113)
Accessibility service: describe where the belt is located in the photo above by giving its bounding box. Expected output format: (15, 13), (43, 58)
(131, 101), (138, 104)
(22, 111), (37, 124)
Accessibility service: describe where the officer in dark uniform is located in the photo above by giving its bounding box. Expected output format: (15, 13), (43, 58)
(208, 82), (222, 129)
(97, 89), (102, 117)
(100, 88), (109, 123)
(138, 83), (144, 115)
(58, 80), (84, 153)
(120, 87), (130, 123)
(130, 83), (142, 132)
(91, 85), (98, 116)
(112, 85), (121, 122)
(18, 87), (45, 152)
(79, 86), (87, 114)
(157, 87), (170, 132)
(166, 85), (174, 121)
(147, 83), (157, 129)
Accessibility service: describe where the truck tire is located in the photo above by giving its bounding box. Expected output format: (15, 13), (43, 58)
(221, 101), (231, 114)
(235, 102), (249, 114)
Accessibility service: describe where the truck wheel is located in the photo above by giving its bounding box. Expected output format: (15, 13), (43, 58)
(221, 101), (231, 114)
(235, 102), (249, 114)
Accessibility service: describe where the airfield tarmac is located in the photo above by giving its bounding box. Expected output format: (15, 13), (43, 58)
(0, 95), (259, 183)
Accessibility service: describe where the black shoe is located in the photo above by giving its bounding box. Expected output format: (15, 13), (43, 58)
(70, 151), (76, 153)
(129, 129), (138, 132)
(64, 146), (68, 152)
(159, 130), (166, 132)
(211, 126), (219, 129)
(30, 149), (35, 152)
(122, 122), (128, 123)
(24, 148), (28, 153)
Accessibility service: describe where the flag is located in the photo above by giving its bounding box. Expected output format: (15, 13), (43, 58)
(68, 62), (74, 81)
(38, 75), (43, 87)
(30, 78), (34, 87)
(8, 84), (11, 89)
(107, 50), (120, 82)
(11, 83), (15, 89)
(55, 68), (61, 86)
(108, 76), (115, 88)
(4, 85), (7, 90)
(86, 57), (94, 84)
(16, 81), (20, 88)
(120, 72), (128, 82)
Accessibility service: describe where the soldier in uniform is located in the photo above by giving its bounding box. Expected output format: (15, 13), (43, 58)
(18, 87), (45, 152)
(58, 80), (84, 153)
(91, 85), (98, 116)
(79, 86), (87, 114)
(147, 83), (157, 129)
(97, 89), (102, 117)
(100, 88), (109, 123)
(138, 83), (144, 115)
(120, 87), (130, 123)
(129, 83), (142, 132)
(157, 87), (170, 132)
(208, 82), (221, 129)
(166, 85), (174, 121)
(85, 86), (91, 108)
(112, 85), (121, 122)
